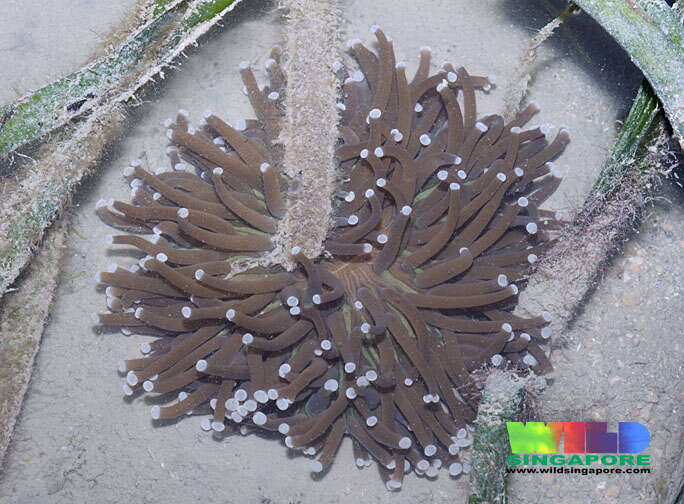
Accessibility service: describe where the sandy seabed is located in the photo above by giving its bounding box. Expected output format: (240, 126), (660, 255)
(0, 1), (681, 503)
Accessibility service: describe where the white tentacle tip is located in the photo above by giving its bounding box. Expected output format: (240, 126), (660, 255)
(253, 412), (267, 426)
(475, 121), (489, 132)
(278, 363), (291, 378)
(449, 462), (463, 476)
(523, 353), (539, 366)
(126, 371), (138, 387)
(150, 405), (161, 420)
(324, 379), (339, 392)
(387, 480), (402, 490)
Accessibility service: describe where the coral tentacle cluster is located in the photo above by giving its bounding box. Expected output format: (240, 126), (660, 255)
(94, 28), (565, 488)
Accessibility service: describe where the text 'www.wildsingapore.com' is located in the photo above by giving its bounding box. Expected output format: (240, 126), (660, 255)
(504, 421), (652, 476)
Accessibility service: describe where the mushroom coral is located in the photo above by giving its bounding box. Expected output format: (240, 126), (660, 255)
(94, 27), (565, 489)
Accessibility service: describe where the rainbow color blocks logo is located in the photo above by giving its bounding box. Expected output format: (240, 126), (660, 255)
(506, 422), (651, 469)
